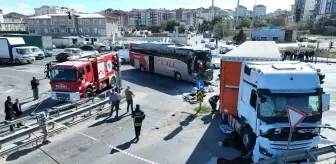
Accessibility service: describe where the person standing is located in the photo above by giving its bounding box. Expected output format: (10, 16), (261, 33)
(4, 96), (15, 132)
(12, 98), (23, 128)
(31, 77), (40, 100)
(208, 95), (220, 114)
(125, 86), (135, 113)
(109, 89), (120, 118)
(37, 109), (51, 145)
(44, 62), (52, 79)
(132, 104), (146, 141)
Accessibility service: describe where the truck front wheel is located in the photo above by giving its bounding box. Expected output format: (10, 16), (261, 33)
(85, 88), (94, 98)
(242, 128), (256, 151)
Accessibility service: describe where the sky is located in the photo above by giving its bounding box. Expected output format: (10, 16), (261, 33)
(0, 0), (294, 15)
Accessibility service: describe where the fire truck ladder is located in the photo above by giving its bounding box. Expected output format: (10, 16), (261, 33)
(255, 145), (336, 164)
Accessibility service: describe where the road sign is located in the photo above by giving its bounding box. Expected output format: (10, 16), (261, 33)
(196, 81), (205, 90)
(286, 105), (307, 131)
(196, 90), (204, 102)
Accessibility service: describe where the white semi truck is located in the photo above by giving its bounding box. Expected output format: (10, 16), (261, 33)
(0, 37), (35, 64)
(219, 41), (333, 163)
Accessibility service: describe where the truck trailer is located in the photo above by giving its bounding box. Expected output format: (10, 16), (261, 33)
(49, 52), (118, 101)
(219, 41), (332, 162)
(0, 37), (35, 64)
(4, 34), (53, 49)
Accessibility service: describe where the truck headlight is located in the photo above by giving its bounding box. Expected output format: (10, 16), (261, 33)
(259, 146), (273, 157)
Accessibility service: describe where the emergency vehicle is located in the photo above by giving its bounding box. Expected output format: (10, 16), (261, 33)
(49, 52), (118, 101)
(219, 41), (332, 162)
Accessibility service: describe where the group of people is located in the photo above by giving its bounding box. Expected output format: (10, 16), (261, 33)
(109, 86), (146, 140)
(4, 96), (23, 132)
(282, 49), (315, 62)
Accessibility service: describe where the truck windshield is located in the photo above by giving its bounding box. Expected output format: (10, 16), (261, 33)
(258, 94), (321, 118)
(50, 69), (76, 82)
(16, 48), (32, 54)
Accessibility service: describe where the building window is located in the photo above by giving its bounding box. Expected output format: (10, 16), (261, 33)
(100, 19), (106, 24)
(44, 28), (48, 33)
(49, 28), (54, 33)
(60, 29), (65, 33)
(68, 20), (72, 25)
(60, 19), (65, 25)
(54, 28), (60, 33)
(35, 20), (39, 24)
(79, 28), (83, 33)
(94, 19), (99, 24)
(53, 20), (58, 25)
(85, 28), (90, 33)
(93, 28), (98, 33)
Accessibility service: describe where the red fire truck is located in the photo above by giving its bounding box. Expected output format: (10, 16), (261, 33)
(49, 52), (118, 101)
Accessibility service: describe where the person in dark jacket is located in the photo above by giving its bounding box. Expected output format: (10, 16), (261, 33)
(31, 77), (40, 100)
(4, 96), (14, 132)
(44, 62), (52, 79)
(12, 98), (23, 128)
(208, 95), (220, 113)
(132, 104), (146, 141)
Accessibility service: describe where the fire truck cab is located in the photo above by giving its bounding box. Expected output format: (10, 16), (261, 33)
(49, 52), (117, 101)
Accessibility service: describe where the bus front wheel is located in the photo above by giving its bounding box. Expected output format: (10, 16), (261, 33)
(174, 72), (182, 81)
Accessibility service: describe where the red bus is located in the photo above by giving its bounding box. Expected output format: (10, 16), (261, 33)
(129, 42), (213, 82)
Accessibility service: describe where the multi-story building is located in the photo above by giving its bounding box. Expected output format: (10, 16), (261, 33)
(247, 10), (253, 18)
(27, 13), (119, 37)
(266, 9), (291, 19)
(235, 5), (247, 18)
(132, 9), (164, 26)
(294, 0), (315, 22)
(0, 10), (28, 32)
(253, 4), (267, 18)
(34, 5), (76, 16)
(100, 8), (124, 30)
(315, 0), (333, 19)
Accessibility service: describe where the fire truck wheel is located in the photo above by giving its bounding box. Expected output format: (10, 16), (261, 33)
(174, 72), (182, 81)
(242, 128), (256, 151)
(85, 88), (94, 98)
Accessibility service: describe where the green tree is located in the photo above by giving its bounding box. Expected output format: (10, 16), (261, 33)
(211, 15), (223, 27)
(254, 19), (269, 28)
(213, 23), (226, 39)
(146, 25), (161, 33)
(160, 21), (167, 31)
(233, 29), (246, 45)
(200, 20), (211, 32)
(239, 18), (251, 28)
(270, 15), (286, 26)
(189, 26), (195, 32)
(178, 24), (186, 33)
(163, 19), (180, 32)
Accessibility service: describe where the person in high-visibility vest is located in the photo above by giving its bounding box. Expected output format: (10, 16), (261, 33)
(132, 104), (146, 141)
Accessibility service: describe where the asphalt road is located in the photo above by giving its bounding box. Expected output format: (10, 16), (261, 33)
(0, 57), (57, 121)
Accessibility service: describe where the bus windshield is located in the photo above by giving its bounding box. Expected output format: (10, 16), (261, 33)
(50, 69), (77, 82)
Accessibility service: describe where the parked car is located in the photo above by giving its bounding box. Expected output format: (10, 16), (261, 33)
(55, 52), (71, 62)
(28, 46), (44, 60)
(42, 49), (52, 57)
(64, 48), (83, 56)
(205, 43), (216, 50)
(201, 39), (205, 43)
(210, 38), (215, 42)
(118, 49), (130, 63)
(80, 45), (95, 51)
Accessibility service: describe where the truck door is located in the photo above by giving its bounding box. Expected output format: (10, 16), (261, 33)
(85, 65), (93, 83)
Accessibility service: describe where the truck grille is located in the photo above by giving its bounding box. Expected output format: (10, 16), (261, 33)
(270, 140), (312, 151)
(56, 93), (70, 101)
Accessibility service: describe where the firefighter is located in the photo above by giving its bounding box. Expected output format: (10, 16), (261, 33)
(132, 104), (146, 141)
(208, 94), (219, 113)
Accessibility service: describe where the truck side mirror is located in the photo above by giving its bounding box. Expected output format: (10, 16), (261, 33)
(322, 93), (330, 112)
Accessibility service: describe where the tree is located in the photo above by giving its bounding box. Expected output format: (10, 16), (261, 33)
(189, 26), (195, 32)
(239, 18), (251, 28)
(269, 15), (286, 26)
(213, 23), (225, 39)
(254, 19), (269, 28)
(178, 24), (186, 33)
(211, 15), (223, 27)
(199, 20), (211, 32)
(146, 25), (161, 33)
(233, 29), (246, 45)
(163, 19), (180, 32)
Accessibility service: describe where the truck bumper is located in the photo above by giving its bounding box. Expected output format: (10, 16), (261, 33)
(51, 91), (80, 101)
(20, 57), (35, 64)
(252, 136), (321, 162)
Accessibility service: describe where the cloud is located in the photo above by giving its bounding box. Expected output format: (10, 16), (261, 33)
(16, 2), (31, 9)
(70, 4), (86, 10)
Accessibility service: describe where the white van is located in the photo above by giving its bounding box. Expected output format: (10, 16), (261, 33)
(27, 46), (45, 59)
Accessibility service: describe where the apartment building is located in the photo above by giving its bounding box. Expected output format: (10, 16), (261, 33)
(0, 10), (27, 32)
(34, 5), (76, 16)
(27, 13), (119, 37)
(235, 5), (248, 18)
(315, 0), (333, 19)
(253, 4), (267, 18)
(294, 0), (315, 21)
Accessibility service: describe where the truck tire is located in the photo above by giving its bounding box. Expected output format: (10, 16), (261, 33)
(242, 128), (256, 151)
(109, 77), (116, 88)
(85, 88), (94, 98)
(15, 58), (21, 64)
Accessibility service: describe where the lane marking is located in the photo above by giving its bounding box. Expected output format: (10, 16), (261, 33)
(49, 120), (158, 164)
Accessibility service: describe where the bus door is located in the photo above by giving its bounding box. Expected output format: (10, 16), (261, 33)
(149, 56), (154, 73)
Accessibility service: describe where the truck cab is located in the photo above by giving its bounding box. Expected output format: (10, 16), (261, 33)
(0, 37), (35, 64)
(50, 52), (117, 101)
(220, 41), (330, 162)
